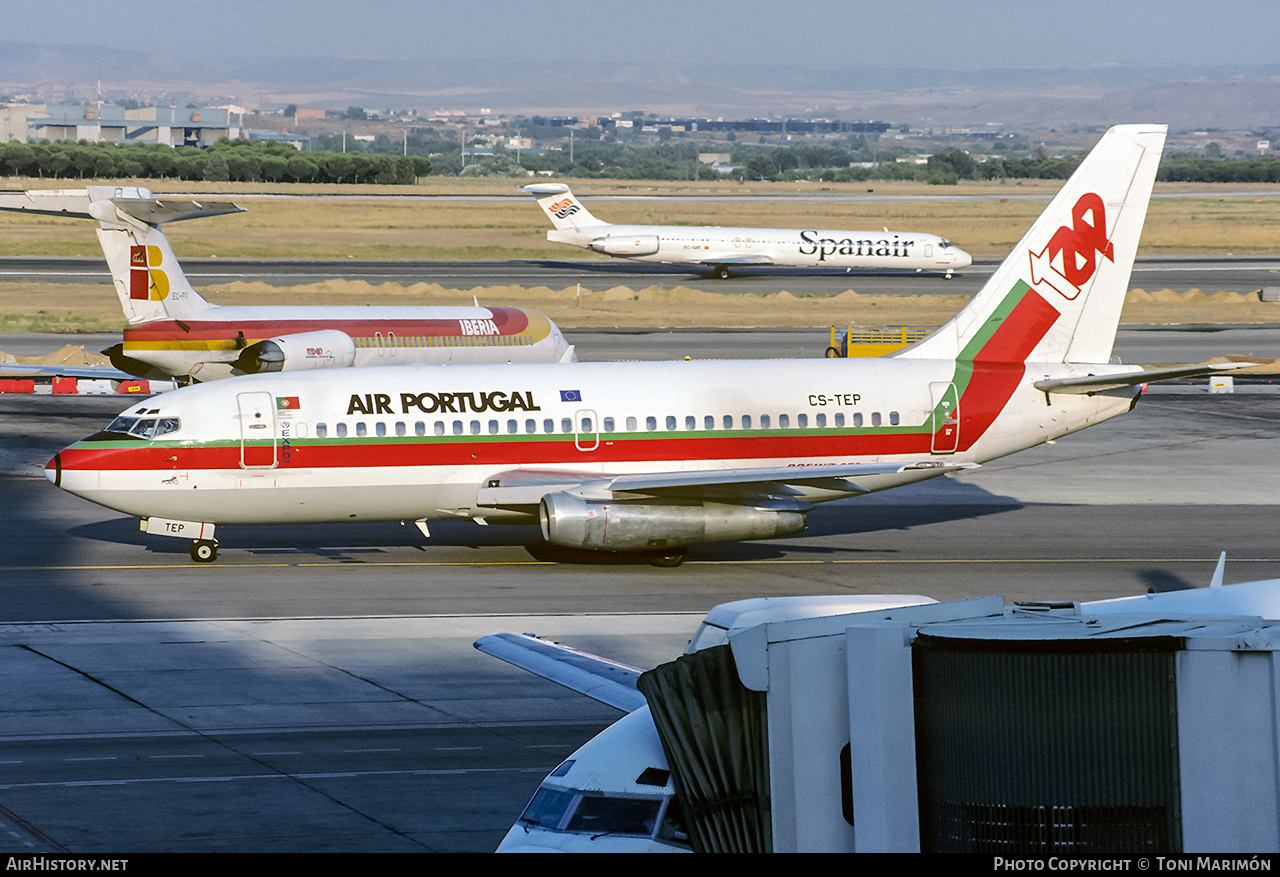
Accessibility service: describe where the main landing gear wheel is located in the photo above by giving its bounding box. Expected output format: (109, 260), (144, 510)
(647, 549), (687, 568)
(714, 266), (731, 280)
(190, 539), (218, 563)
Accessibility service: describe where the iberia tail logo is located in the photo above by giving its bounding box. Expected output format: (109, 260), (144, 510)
(1028, 192), (1114, 301)
(128, 245), (170, 301)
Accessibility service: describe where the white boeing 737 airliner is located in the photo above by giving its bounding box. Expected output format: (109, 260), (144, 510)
(521, 182), (972, 278)
(47, 125), (1242, 564)
(0, 188), (575, 382)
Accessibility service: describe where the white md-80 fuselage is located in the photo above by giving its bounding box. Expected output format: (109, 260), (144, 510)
(523, 184), (972, 279)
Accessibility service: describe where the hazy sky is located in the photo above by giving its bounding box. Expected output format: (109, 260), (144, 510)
(6, 0), (1280, 70)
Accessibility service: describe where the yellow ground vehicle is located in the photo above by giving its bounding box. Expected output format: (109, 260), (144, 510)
(826, 326), (931, 358)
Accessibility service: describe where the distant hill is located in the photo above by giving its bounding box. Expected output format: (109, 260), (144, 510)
(3, 41), (1278, 130)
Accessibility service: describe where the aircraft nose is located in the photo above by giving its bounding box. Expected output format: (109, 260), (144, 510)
(45, 446), (101, 496)
(951, 248), (973, 269)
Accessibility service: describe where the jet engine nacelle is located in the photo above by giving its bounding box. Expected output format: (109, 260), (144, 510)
(588, 234), (660, 257)
(234, 329), (357, 374)
(539, 492), (806, 551)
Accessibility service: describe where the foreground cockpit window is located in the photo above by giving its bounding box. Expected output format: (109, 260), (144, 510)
(514, 784), (689, 848)
(517, 787), (575, 829)
(686, 623), (729, 653)
(565, 795), (662, 836)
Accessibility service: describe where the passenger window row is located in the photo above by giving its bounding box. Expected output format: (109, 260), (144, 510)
(355, 335), (531, 349)
(311, 410), (901, 439)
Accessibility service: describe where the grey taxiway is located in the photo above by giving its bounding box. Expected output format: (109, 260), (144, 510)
(1, 255), (1278, 298)
(0, 326), (1277, 853)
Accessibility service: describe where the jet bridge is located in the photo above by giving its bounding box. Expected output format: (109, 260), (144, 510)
(637, 595), (1280, 853)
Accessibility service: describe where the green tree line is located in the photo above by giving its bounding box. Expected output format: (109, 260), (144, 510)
(0, 137), (431, 184)
(426, 136), (1280, 185)
(3, 131), (1277, 185)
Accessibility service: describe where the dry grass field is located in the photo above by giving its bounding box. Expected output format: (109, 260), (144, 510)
(0, 176), (1277, 334)
(3, 176), (1279, 259)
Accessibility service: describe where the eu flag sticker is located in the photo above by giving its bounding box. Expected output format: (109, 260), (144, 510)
(560, 389), (582, 402)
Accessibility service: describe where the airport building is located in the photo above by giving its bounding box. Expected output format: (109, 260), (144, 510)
(0, 103), (235, 147)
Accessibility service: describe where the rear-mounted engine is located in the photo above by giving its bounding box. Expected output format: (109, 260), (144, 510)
(234, 329), (357, 374)
(588, 234), (660, 257)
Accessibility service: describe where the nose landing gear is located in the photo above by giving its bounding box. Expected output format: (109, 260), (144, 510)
(190, 539), (218, 563)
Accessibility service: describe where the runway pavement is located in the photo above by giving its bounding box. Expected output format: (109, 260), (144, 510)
(1, 336), (1279, 852)
(7, 323), (1280, 366)
(2, 255), (1277, 297)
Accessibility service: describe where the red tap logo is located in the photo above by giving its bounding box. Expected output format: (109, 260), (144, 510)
(1028, 192), (1114, 300)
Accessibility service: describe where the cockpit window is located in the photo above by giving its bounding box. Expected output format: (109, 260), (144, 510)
(939, 239), (953, 248)
(516, 785), (692, 849)
(686, 623), (729, 653)
(103, 415), (181, 440)
(565, 795), (662, 836)
(517, 787), (575, 829)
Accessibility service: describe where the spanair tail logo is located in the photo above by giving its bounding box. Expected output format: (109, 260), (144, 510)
(128, 245), (171, 301)
(548, 198), (580, 220)
(1028, 192), (1114, 301)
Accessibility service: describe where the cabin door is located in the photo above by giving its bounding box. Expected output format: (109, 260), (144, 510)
(930, 382), (959, 454)
(238, 391), (278, 469)
(575, 409), (599, 452)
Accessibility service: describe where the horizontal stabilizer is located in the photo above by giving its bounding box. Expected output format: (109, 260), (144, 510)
(0, 189), (94, 219)
(473, 633), (646, 712)
(519, 183), (571, 196)
(1034, 362), (1254, 395)
(110, 197), (244, 226)
(0, 189), (243, 226)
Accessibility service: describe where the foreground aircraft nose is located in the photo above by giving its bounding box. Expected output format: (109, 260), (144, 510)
(949, 247), (973, 269)
(45, 453), (60, 487)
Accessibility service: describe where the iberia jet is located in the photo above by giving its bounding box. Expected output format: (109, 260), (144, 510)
(0, 187), (575, 382)
(521, 183), (972, 279)
(46, 126), (1245, 564)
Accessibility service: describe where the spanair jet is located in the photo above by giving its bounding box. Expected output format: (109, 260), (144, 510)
(521, 183), (972, 279)
(46, 125), (1247, 564)
(0, 187), (575, 382)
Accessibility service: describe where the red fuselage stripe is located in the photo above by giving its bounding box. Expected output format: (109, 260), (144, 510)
(122, 308), (533, 342)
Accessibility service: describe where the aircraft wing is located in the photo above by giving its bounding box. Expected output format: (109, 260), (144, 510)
(1034, 362), (1261, 395)
(474, 632), (647, 712)
(0, 363), (134, 380)
(477, 460), (976, 508)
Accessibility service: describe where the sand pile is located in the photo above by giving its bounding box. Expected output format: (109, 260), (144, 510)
(2, 343), (111, 366)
